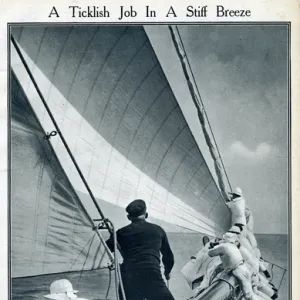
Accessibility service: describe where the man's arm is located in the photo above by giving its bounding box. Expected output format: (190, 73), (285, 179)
(105, 230), (124, 256)
(161, 230), (174, 277)
(105, 233), (115, 253)
(208, 244), (225, 257)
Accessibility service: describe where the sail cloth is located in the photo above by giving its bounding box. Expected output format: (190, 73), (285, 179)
(11, 72), (110, 278)
(10, 25), (230, 238)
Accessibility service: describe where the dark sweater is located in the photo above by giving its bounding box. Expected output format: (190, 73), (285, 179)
(106, 219), (174, 274)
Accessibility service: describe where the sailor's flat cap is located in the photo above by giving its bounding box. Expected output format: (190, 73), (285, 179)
(126, 199), (147, 217)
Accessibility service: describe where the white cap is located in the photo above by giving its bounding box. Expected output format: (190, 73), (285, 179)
(44, 279), (78, 300)
(223, 232), (239, 244)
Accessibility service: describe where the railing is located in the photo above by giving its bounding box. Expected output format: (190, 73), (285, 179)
(265, 260), (288, 292)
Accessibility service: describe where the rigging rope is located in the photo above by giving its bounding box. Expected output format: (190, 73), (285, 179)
(278, 269), (286, 291)
(105, 268), (112, 299)
(168, 25), (232, 202)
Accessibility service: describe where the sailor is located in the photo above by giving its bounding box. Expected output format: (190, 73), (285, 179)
(208, 234), (254, 300)
(239, 208), (258, 255)
(257, 272), (276, 290)
(252, 274), (273, 300)
(252, 274), (278, 300)
(240, 230), (271, 283)
(245, 230), (258, 249)
(181, 236), (223, 297)
(105, 199), (175, 300)
(223, 221), (255, 256)
(239, 245), (276, 300)
(254, 267), (277, 299)
(258, 257), (271, 279)
(245, 207), (254, 232)
(239, 242), (260, 275)
(226, 187), (247, 234)
(251, 248), (271, 279)
(44, 279), (89, 300)
(224, 190), (276, 300)
(243, 207), (270, 279)
(219, 234), (274, 300)
(239, 245), (269, 298)
(243, 207), (259, 249)
(226, 197), (257, 253)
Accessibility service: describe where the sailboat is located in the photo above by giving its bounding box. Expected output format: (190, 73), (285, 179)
(9, 25), (287, 300)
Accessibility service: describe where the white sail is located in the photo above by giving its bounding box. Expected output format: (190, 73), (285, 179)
(11, 72), (110, 278)
(10, 25), (231, 279)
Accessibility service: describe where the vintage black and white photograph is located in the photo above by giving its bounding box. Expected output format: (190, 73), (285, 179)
(9, 24), (290, 300)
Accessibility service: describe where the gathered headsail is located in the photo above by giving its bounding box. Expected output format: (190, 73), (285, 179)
(11, 72), (110, 277)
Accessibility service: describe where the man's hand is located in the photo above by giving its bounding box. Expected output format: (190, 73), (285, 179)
(209, 242), (219, 249)
(164, 272), (171, 280)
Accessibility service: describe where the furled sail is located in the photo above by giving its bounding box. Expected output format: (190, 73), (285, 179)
(11, 72), (110, 278)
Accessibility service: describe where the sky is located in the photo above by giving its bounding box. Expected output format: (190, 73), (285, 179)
(178, 25), (289, 234)
(146, 25), (289, 234)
